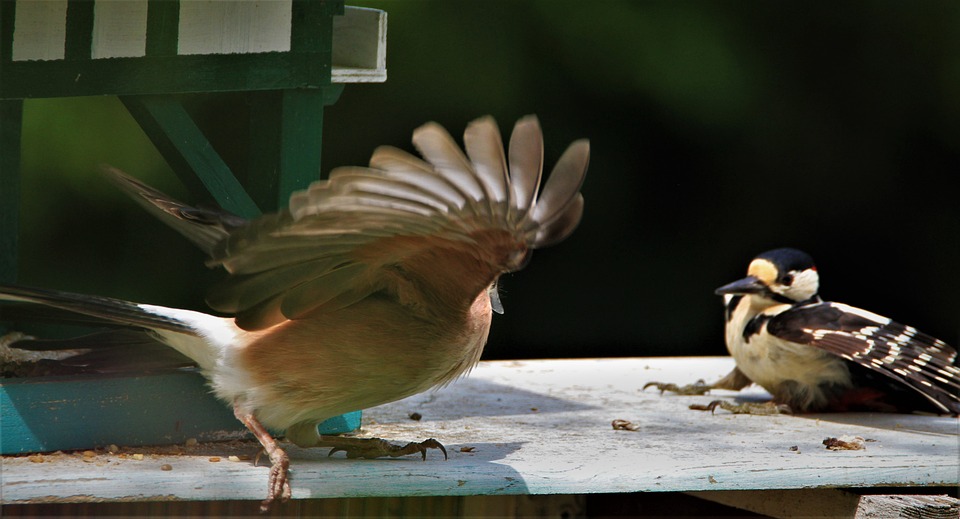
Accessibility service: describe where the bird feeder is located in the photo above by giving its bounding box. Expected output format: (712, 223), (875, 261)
(0, 0), (386, 454)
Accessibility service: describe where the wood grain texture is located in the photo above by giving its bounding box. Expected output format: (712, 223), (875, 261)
(2, 357), (957, 504)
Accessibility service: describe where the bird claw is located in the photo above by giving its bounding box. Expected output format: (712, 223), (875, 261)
(690, 399), (792, 415)
(643, 379), (712, 396)
(325, 437), (448, 461)
(260, 454), (292, 513)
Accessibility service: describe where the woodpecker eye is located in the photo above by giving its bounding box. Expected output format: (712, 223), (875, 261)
(780, 274), (794, 286)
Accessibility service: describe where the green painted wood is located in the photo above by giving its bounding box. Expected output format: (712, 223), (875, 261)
(0, 100), (22, 284)
(1, 53), (330, 100)
(0, 369), (361, 454)
(145, 0), (180, 57)
(121, 95), (262, 218)
(0, 1), (14, 63)
(64, 0), (95, 61)
(292, 0), (344, 56)
(246, 86), (343, 210)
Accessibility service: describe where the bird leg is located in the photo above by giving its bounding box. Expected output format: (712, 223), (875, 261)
(644, 366), (755, 396)
(690, 399), (792, 415)
(233, 406), (291, 512)
(643, 378), (712, 395)
(284, 421), (447, 460)
(320, 435), (448, 460)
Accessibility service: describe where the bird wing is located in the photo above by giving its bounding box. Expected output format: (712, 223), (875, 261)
(766, 301), (960, 414)
(194, 115), (588, 329)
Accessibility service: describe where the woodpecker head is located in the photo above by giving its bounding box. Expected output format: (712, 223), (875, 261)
(716, 248), (820, 304)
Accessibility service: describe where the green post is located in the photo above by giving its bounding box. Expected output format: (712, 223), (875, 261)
(246, 85), (344, 211)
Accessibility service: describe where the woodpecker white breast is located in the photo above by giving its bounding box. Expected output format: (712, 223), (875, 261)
(718, 248), (960, 414)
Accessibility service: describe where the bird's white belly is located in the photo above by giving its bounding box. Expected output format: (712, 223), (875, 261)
(726, 304), (850, 409)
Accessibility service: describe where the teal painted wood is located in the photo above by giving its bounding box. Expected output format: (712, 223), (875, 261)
(0, 369), (361, 455)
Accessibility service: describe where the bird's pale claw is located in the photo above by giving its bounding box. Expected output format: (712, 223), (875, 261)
(643, 379), (712, 396)
(690, 399), (792, 415)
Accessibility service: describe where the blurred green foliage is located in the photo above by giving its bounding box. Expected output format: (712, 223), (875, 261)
(11, 0), (960, 359)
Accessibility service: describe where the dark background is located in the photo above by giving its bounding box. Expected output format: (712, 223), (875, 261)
(15, 1), (960, 360)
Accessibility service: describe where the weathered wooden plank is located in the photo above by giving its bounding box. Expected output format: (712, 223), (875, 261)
(9, 0), (68, 62)
(177, 0), (292, 56)
(855, 494), (959, 519)
(91, 0), (148, 59)
(2, 357), (956, 504)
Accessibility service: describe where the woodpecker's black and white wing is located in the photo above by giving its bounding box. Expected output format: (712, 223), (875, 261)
(765, 301), (960, 415)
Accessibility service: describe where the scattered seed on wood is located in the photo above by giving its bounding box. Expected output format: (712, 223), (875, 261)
(611, 419), (640, 431)
(208, 457), (221, 463)
(823, 435), (867, 450)
(160, 464), (173, 471)
(409, 412), (422, 421)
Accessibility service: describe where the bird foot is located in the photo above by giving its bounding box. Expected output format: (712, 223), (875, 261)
(233, 405), (291, 513)
(320, 435), (448, 461)
(643, 379), (712, 396)
(690, 399), (792, 415)
(262, 449), (291, 513)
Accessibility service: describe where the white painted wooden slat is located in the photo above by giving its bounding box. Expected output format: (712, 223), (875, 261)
(332, 7), (387, 83)
(2, 357), (957, 504)
(177, 0), (292, 56)
(11, 0), (68, 62)
(91, 0), (148, 59)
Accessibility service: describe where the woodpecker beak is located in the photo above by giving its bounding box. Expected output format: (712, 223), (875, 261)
(715, 275), (767, 296)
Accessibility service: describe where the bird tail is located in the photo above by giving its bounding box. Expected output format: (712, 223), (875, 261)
(0, 283), (193, 334)
(101, 166), (246, 256)
(0, 283), (231, 372)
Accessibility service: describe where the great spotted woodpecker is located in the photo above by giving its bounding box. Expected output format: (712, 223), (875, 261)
(648, 248), (959, 415)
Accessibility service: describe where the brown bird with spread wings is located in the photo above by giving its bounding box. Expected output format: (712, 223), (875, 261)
(0, 115), (589, 510)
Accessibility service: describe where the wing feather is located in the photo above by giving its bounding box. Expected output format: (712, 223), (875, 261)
(767, 302), (960, 414)
(464, 116), (510, 220)
(123, 116), (588, 330)
(527, 139), (589, 235)
(508, 115), (543, 218)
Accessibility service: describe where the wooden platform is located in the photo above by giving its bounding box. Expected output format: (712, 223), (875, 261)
(2, 357), (957, 516)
